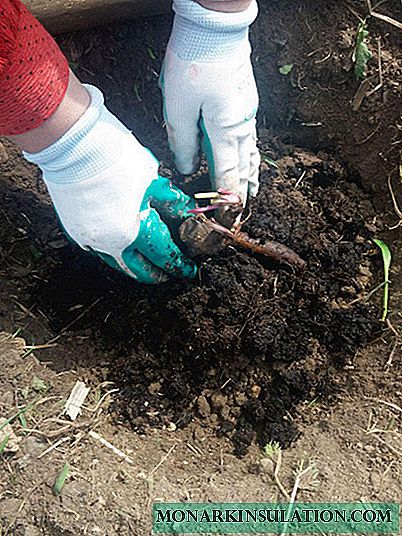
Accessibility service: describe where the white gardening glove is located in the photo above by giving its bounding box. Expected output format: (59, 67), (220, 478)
(24, 85), (196, 284)
(160, 0), (260, 204)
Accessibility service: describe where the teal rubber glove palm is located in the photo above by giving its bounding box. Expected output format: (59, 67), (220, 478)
(24, 85), (196, 284)
(161, 0), (260, 204)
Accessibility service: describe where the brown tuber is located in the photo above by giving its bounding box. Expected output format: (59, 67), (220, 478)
(179, 214), (306, 272)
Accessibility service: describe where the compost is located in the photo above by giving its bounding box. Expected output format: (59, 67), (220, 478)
(34, 141), (381, 456)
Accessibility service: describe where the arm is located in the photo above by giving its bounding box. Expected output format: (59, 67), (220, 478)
(9, 71), (90, 153)
(197, 0), (252, 12)
(0, 0), (196, 284)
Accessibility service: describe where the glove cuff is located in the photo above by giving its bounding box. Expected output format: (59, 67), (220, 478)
(24, 85), (146, 184)
(168, 0), (258, 61)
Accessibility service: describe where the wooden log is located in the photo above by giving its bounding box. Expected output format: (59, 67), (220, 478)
(24, 0), (172, 34)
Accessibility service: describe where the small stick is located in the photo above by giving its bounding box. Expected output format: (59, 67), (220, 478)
(82, 388), (119, 414)
(295, 170), (307, 189)
(63, 381), (90, 421)
(280, 463), (316, 536)
(149, 445), (176, 476)
(23, 343), (58, 350)
(274, 450), (291, 500)
(386, 340), (399, 368)
(377, 399), (402, 414)
(88, 430), (134, 465)
(369, 432), (402, 458)
(38, 436), (71, 459)
(46, 297), (103, 344)
(4, 485), (39, 536)
(387, 174), (402, 229)
(366, 0), (402, 30)
(367, 38), (383, 97)
(194, 192), (221, 200)
(371, 11), (402, 30)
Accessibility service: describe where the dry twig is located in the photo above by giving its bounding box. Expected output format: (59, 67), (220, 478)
(387, 174), (402, 229)
(273, 450), (291, 500)
(149, 445), (176, 477)
(365, 0), (402, 30)
(88, 430), (134, 465)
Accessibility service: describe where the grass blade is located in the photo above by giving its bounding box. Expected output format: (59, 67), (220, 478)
(261, 153), (279, 169)
(373, 239), (392, 321)
(0, 404), (33, 433)
(0, 434), (10, 455)
(53, 462), (70, 496)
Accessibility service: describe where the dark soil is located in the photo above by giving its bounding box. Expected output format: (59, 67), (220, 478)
(1, 0), (398, 459)
(253, 0), (402, 208)
(32, 142), (381, 456)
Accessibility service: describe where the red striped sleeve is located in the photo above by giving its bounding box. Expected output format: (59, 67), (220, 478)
(0, 0), (69, 135)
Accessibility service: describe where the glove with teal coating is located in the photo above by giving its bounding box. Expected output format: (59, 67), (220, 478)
(24, 85), (197, 284)
(161, 0), (260, 204)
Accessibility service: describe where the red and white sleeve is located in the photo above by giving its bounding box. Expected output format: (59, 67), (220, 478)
(0, 0), (69, 135)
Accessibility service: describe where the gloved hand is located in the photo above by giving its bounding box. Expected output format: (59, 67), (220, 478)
(160, 0), (260, 204)
(24, 85), (197, 284)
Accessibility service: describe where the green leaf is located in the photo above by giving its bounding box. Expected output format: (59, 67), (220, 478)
(21, 386), (30, 400)
(30, 244), (42, 261)
(32, 376), (48, 393)
(373, 239), (392, 322)
(263, 441), (281, 459)
(147, 47), (157, 60)
(53, 462), (70, 496)
(279, 64), (294, 76)
(353, 21), (373, 79)
(261, 153), (279, 169)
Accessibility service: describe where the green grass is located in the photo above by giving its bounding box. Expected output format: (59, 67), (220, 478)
(53, 462), (70, 496)
(373, 239), (392, 321)
(353, 20), (373, 79)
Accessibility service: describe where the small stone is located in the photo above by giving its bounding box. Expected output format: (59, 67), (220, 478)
(0, 420), (20, 454)
(209, 414), (218, 424)
(197, 396), (211, 418)
(234, 392), (247, 406)
(0, 391), (14, 407)
(341, 285), (355, 295)
(193, 427), (207, 442)
(24, 435), (45, 456)
(167, 422), (176, 432)
(23, 526), (40, 536)
(370, 471), (383, 493)
(364, 444), (375, 453)
(210, 393), (227, 412)
(148, 382), (161, 395)
(220, 406), (231, 420)
(258, 458), (275, 475)
(251, 385), (261, 399)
